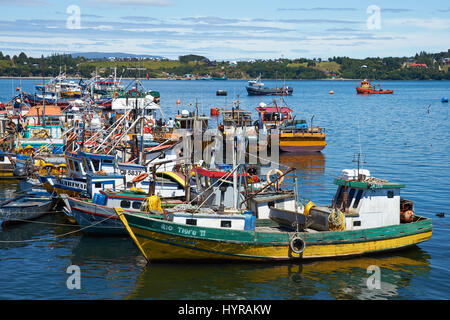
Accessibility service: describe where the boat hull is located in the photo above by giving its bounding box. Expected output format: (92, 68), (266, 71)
(278, 132), (326, 153)
(0, 197), (55, 225)
(67, 197), (164, 235)
(246, 86), (293, 96)
(69, 198), (129, 235)
(356, 87), (394, 94)
(119, 212), (432, 262)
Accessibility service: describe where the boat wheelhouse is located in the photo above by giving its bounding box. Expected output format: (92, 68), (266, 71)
(255, 103), (293, 129)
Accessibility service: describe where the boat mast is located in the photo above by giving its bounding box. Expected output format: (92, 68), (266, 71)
(233, 133), (238, 210)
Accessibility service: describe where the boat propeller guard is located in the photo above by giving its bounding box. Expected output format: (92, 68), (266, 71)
(289, 235), (306, 254)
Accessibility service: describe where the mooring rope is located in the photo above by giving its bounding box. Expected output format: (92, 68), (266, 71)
(0, 215), (115, 243)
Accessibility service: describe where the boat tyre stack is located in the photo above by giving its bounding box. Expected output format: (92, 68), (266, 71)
(290, 234), (306, 255)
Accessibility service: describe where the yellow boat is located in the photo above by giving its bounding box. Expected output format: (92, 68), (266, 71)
(116, 168), (432, 262)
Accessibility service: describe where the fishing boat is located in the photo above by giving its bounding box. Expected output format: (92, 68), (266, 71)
(255, 102), (293, 128)
(255, 101), (326, 153)
(22, 73), (85, 107)
(60, 189), (183, 235)
(356, 80), (393, 94)
(246, 75), (293, 96)
(0, 193), (56, 226)
(277, 118), (326, 153)
(212, 75), (228, 80)
(0, 151), (22, 180)
(116, 166), (432, 262)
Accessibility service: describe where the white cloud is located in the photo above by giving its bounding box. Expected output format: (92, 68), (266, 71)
(90, 0), (174, 6)
(386, 18), (450, 30)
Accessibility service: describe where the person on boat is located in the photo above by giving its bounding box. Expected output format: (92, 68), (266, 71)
(167, 117), (174, 129)
(6, 116), (16, 136)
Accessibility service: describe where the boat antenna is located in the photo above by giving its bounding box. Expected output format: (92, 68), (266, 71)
(357, 120), (362, 159)
(353, 120), (367, 180)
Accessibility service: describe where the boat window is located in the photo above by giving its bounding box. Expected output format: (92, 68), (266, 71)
(132, 202), (141, 210)
(81, 158), (89, 173)
(103, 159), (113, 164)
(221, 221), (232, 228)
(347, 188), (356, 207)
(92, 159), (100, 171)
(0, 155), (4, 161)
(186, 219), (197, 226)
(68, 160), (74, 171)
(387, 191), (394, 198)
(73, 161), (80, 172)
(335, 187), (344, 207)
(94, 183), (101, 188)
(120, 200), (131, 209)
(353, 190), (364, 208)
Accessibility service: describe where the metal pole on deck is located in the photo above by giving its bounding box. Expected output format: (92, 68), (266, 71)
(233, 133), (238, 210)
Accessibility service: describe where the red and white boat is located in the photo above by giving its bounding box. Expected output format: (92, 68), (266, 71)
(356, 80), (393, 94)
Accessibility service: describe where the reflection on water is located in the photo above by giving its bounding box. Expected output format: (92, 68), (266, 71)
(69, 235), (142, 266)
(126, 246), (430, 300)
(279, 152), (331, 203)
(279, 152), (326, 174)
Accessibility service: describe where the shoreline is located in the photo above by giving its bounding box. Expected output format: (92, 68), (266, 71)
(0, 77), (448, 81)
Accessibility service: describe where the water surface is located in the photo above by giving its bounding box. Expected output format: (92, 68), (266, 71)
(0, 79), (448, 299)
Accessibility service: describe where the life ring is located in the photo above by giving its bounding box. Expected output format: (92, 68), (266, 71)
(132, 172), (148, 184)
(290, 235), (306, 254)
(174, 121), (181, 129)
(266, 168), (284, 186)
(146, 118), (155, 128)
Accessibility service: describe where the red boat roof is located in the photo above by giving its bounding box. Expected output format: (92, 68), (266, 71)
(193, 167), (249, 178)
(255, 106), (293, 113)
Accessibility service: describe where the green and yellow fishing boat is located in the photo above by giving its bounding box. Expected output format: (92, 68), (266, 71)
(116, 168), (432, 263)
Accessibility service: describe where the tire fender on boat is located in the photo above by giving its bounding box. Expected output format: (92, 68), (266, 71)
(290, 235), (306, 254)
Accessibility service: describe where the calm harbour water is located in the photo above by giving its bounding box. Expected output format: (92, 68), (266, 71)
(0, 79), (449, 300)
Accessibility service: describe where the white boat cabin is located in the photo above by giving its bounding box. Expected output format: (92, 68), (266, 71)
(331, 169), (405, 230)
(166, 209), (256, 231)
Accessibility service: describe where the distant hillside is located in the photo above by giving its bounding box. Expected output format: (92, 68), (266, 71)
(70, 52), (166, 60)
(0, 50), (449, 80)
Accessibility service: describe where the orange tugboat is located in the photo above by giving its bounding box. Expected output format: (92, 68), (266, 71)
(356, 80), (393, 94)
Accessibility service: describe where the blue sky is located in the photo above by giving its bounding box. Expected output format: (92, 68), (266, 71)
(0, 0), (449, 60)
